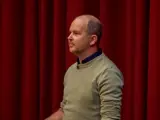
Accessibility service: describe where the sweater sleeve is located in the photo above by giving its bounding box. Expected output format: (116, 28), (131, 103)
(60, 64), (74, 110)
(60, 88), (66, 111)
(60, 69), (68, 110)
(97, 67), (123, 120)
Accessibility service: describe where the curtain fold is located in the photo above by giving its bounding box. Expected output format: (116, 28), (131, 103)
(147, 0), (160, 119)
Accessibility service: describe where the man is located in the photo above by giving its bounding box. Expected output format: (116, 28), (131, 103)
(45, 14), (123, 120)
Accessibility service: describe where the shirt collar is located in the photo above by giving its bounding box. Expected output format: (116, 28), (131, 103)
(77, 48), (102, 64)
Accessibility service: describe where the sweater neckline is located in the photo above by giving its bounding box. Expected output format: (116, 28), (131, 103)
(76, 53), (104, 69)
(77, 48), (102, 64)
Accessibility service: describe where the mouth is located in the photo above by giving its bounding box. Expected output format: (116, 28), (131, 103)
(69, 43), (74, 47)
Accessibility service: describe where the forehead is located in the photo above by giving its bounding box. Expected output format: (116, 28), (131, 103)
(69, 18), (87, 32)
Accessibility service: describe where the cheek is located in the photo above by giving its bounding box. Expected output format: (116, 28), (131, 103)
(77, 39), (90, 49)
(72, 36), (82, 44)
(72, 35), (90, 47)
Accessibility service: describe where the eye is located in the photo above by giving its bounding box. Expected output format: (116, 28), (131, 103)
(73, 31), (79, 35)
(73, 32), (78, 35)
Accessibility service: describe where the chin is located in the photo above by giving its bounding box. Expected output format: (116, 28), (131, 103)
(69, 47), (75, 53)
(69, 48), (78, 54)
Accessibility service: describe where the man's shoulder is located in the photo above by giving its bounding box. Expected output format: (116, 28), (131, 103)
(63, 62), (77, 84)
(64, 62), (77, 75)
(96, 53), (118, 70)
(99, 53), (124, 86)
(96, 53), (123, 78)
(67, 62), (77, 70)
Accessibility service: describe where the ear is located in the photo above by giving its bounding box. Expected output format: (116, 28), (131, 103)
(90, 35), (98, 46)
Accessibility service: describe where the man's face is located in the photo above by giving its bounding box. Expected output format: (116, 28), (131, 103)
(67, 18), (91, 54)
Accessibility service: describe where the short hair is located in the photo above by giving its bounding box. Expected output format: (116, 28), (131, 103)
(87, 19), (102, 43)
(75, 15), (103, 44)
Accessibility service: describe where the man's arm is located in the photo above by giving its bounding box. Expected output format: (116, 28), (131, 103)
(45, 68), (68, 120)
(98, 68), (123, 120)
(45, 108), (64, 120)
(45, 90), (66, 120)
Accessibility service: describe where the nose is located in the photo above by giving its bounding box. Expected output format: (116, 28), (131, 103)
(67, 33), (73, 41)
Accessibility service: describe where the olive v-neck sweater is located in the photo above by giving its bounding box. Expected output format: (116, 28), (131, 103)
(61, 53), (123, 120)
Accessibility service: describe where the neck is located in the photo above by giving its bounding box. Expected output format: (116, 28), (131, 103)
(78, 47), (98, 63)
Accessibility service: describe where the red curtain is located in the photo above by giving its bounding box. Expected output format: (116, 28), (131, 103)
(0, 0), (160, 120)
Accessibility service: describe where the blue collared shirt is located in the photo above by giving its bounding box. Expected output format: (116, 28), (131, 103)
(77, 49), (102, 64)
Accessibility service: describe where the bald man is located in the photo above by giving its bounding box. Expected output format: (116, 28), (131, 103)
(45, 15), (123, 120)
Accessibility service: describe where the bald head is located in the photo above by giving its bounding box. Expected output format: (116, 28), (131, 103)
(74, 15), (102, 43)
